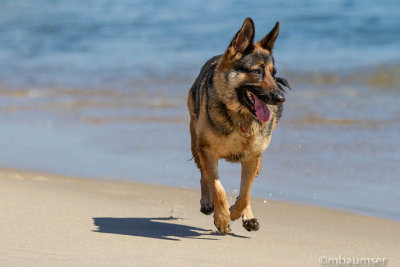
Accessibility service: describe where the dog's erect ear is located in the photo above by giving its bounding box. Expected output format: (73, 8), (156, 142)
(226, 17), (255, 59)
(258, 21), (279, 51)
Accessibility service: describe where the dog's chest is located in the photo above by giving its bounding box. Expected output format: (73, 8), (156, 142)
(218, 130), (271, 162)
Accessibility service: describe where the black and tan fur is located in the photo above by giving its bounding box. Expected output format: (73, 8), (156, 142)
(187, 18), (291, 234)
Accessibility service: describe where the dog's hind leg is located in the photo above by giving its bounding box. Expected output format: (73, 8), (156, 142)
(190, 121), (214, 215)
(230, 155), (261, 231)
(198, 147), (230, 234)
(200, 170), (214, 215)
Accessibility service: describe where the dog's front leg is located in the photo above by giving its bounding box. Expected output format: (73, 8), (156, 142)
(198, 148), (230, 234)
(230, 155), (261, 231)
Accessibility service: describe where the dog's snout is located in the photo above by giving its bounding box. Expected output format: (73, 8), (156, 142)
(272, 92), (285, 104)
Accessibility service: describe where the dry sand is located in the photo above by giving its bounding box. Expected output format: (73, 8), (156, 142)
(0, 168), (399, 266)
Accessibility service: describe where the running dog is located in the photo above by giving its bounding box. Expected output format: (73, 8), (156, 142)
(187, 17), (291, 234)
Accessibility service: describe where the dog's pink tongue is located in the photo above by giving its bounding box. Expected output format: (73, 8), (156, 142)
(253, 94), (271, 122)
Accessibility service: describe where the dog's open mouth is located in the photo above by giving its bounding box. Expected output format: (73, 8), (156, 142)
(244, 90), (271, 122)
(239, 78), (290, 123)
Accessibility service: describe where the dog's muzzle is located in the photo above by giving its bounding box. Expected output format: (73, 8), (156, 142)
(262, 90), (285, 105)
(247, 86), (285, 105)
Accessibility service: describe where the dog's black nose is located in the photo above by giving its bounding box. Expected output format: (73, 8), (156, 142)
(273, 92), (285, 104)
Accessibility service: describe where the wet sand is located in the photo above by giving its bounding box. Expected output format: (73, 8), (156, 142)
(0, 167), (399, 266)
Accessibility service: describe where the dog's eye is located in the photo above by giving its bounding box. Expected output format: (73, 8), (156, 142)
(252, 69), (262, 75)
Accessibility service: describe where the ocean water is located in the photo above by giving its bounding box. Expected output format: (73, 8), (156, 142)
(0, 0), (399, 221)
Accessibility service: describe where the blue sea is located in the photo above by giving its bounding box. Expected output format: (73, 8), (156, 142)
(0, 0), (399, 221)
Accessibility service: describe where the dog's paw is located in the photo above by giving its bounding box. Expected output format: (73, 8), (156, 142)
(214, 212), (230, 235)
(242, 218), (260, 232)
(214, 219), (230, 235)
(200, 195), (214, 215)
(200, 203), (214, 215)
(229, 204), (243, 221)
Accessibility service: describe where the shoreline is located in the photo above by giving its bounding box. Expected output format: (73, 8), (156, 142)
(1, 167), (399, 266)
(2, 161), (399, 224)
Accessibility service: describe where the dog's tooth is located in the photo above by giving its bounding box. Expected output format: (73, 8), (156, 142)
(247, 91), (254, 104)
(246, 91), (253, 103)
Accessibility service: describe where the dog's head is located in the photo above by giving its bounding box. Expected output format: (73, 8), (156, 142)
(216, 17), (291, 123)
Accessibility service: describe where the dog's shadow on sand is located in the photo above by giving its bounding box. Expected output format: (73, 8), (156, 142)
(93, 217), (248, 241)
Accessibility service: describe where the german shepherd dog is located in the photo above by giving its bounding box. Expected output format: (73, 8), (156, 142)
(187, 17), (291, 234)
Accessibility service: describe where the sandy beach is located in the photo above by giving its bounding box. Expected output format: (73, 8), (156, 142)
(0, 167), (399, 266)
(2, 2), (400, 266)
